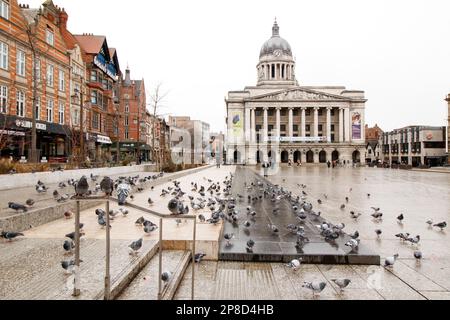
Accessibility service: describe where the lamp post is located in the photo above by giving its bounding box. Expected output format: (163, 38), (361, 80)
(72, 79), (85, 165)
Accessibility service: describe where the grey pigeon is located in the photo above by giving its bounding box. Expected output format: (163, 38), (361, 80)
(286, 258), (302, 271)
(194, 253), (207, 263)
(224, 233), (234, 246)
(100, 177), (114, 196)
(414, 251), (422, 261)
(384, 254), (399, 267)
(1, 232), (24, 241)
(302, 282), (327, 296)
(26, 199), (35, 207)
(135, 217), (145, 225)
(331, 279), (351, 292)
(61, 259), (82, 274)
(246, 239), (255, 252)
(75, 176), (89, 197)
(129, 238), (143, 254)
(198, 214), (206, 223)
(144, 224), (158, 234)
(397, 214), (404, 223)
(433, 222), (447, 231)
(63, 240), (75, 253)
(375, 229), (382, 238)
(161, 271), (172, 284)
(8, 202), (27, 212)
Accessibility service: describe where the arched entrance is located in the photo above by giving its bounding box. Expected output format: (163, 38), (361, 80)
(293, 151), (301, 163)
(319, 150), (327, 163)
(233, 150), (241, 164)
(352, 150), (361, 163)
(306, 150), (314, 163)
(281, 150), (289, 163)
(332, 150), (339, 162)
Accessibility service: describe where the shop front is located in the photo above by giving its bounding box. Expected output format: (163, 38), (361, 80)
(87, 132), (113, 162)
(108, 142), (151, 163)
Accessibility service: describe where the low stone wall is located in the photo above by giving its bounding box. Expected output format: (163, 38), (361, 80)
(0, 164), (151, 191)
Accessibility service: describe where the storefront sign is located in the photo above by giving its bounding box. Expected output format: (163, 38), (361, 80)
(96, 134), (112, 144)
(15, 119), (47, 131)
(0, 129), (25, 136)
(94, 54), (118, 81)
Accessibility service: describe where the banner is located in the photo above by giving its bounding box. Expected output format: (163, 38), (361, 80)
(231, 111), (243, 137)
(352, 112), (361, 140)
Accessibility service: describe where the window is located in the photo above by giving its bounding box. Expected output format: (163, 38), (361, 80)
(255, 110), (262, 117)
(318, 109), (323, 116)
(92, 112), (99, 129)
(0, 85), (7, 113)
(125, 127), (129, 140)
(90, 70), (97, 82)
(125, 116), (129, 126)
(125, 104), (129, 113)
(91, 90), (98, 104)
(268, 125), (274, 132)
(16, 90), (25, 117)
(58, 101), (64, 124)
(306, 125), (311, 132)
(35, 96), (40, 120)
(331, 125), (335, 132)
(305, 110), (311, 116)
(318, 125), (323, 131)
(293, 125), (298, 132)
(34, 59), (40, 81)
(47, 64), (54, 87)
(47, 99), (54, 122)
(293, 110), (299, 116)
(16, 50), (25, 76)
(280, 110), (287, 117)
(0, 41), (8, 69)
(331, 109), (335, 116)
(73, 109), (79, 126)
(58, 70), (65, 91)
(46, 30), (54, 46)
(280, 125), (286, 132)
(0, 0), (9, 19)
(268, 110), (274, 117)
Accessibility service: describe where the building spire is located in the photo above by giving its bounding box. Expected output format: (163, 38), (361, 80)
(272, 17), (279, 37)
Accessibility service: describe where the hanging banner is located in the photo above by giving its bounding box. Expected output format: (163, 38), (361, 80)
(231, 110), (243, 138)
(352, 112), (361, 140)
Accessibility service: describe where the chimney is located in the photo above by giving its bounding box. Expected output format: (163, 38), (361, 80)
(59, 8), (68, 30)
(124, 65), (131, 86)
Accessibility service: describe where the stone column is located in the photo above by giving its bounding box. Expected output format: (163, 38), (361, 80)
(313, 107), (319, 139)
(301, 108), (306, 138)
(245, 107), (251, 143)
(276, 107), (281, 138)
(345, 108), (351, 142)
(288, 107), (293, 138)
(326, 107), (332, 143)
(339, 108), (344, 143)
(263, 107), (268, 143)
(251, 108), (256, 143)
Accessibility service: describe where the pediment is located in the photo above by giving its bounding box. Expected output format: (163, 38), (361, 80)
(248, 88), (349, 102)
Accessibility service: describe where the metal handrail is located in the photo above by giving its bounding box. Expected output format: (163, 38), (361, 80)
(72, 195), (196, 301)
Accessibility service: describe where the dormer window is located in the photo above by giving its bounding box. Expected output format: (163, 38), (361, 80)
(0, 0), (9, 20)
(46, 29), (54, 46)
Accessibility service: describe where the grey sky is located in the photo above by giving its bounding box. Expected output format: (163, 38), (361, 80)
(26, 0), (450, 133)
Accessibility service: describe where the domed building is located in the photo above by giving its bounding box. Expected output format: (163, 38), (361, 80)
(225, 20), (367, 165)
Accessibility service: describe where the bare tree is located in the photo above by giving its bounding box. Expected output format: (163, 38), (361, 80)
(148, 83), (169, 171)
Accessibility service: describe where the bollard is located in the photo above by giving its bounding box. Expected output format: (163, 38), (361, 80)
(104, 198), (111, 300)
(73, 200), (81, 297)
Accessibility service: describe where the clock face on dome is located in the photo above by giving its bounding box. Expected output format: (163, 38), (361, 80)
(273, 50), (282, 57)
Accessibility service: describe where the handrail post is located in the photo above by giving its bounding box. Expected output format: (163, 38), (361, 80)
(157, 217), (163, 300)
(104, 197), (111, 300)
(191, 218), (196, 300)
(73, 200), (81, 297)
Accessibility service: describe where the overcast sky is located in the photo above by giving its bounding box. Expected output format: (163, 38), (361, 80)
(26, 0), (450, 133)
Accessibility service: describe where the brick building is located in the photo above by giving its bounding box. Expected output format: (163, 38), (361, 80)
(0, 0), (72, 162)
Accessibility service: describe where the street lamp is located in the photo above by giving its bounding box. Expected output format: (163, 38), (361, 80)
(72, 82), (86, 165)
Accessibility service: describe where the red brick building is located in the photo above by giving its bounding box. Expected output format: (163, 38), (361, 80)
(0, 0), (72, 162)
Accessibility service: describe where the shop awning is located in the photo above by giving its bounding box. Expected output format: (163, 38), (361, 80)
(96, 134), (112, 144)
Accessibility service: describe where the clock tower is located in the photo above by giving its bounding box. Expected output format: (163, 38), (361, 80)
(256, 19), (298, 87)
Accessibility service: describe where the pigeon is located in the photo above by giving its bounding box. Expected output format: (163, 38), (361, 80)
(175, 219), (182, 227)
(371, 207), (380, 212)
(397, 214), (404, 223)
(286, 258), (302, 271)
(433, 222), (447, 231)
(224, 233), (234, 246)
(345, 197), (349, 203)
(119, 208), (129, 217)
(340, 204), (346, 210)
(1, 232), (25, 241)
(395, 233), (410, 241)
(161, 271), (173, 285)
(26, 199), (35, 207)
(100, 177), (114, 196)
(109, 210), (120, 219)
(148, 198), (154, 206)
(384, 254), (399, 267)
(144, 224), (158, 234)
(135, 217), (145, 225)
(129, 238), (143, 254)
(58, 182), (67, 189)
(64, 211), (73, 219)
(75, 176), (89, 197)
(426, 220), (433, 228)
(317, 199), (322, 205)
(243, 221), (251, 228)
(350, 212), (362, 220)
(63, 240), (75, 253)
(331, 279), (351, 293)
(349, 231), (360, 239)
(198, 214), (206, 223)
(97, 215), (110, 228)
(268, 224), (279, 234)
(414, 251), (422, 261)
(61, 259), (82, 274)
(53, 190), (60, 199)
(345, 238), (360, 251)
(8, 202), (27, 212)
(65, 231), (85, 241)
(302, 282), (327, 296)
(194, 253), (207, 263)
(90, 173), (99, 182)
(406, 235), (420, 245)
(246, 239), (255, 252)
(371, 212), (383, 219)
(375, 229), (382, 238)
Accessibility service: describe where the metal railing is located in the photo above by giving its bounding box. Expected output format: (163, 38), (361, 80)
(72, 195), (196, 300)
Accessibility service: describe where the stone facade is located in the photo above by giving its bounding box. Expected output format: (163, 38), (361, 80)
(225, 20), (367, 165)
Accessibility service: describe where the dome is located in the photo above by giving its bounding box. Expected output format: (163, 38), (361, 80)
(259, 20), (293, 58)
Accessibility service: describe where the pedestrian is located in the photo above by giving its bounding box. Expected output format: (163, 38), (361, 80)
(262, 162), (269, 178)
(327, 161), (331, 168)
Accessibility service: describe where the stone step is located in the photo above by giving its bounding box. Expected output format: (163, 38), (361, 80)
(116, 250), (191, 300)
(0, 238), (158, 300)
